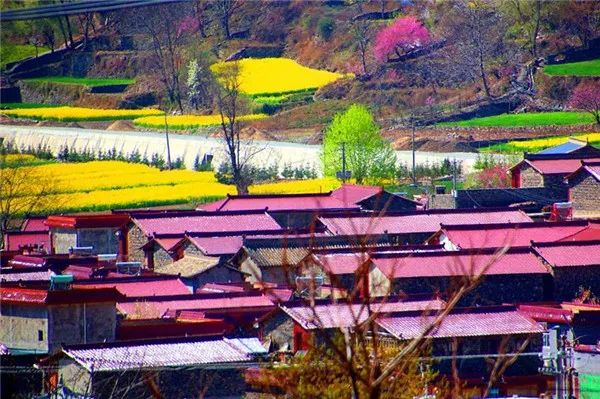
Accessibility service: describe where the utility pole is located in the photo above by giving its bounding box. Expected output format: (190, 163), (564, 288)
(452, 158), (457, 193)
(341, 141), (347, 183)
(411, 124), (416, 186)
(164, 110), (172, 170)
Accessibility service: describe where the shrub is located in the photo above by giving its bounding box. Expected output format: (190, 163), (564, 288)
(317, 16), (335, 41)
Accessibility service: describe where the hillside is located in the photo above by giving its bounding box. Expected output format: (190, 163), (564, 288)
(1, 0), (599, 152)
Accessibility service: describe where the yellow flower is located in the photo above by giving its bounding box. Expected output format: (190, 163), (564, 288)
(133, 113), (267, 129)
(1, 106), (162, 122)
(211, 58), (347, 96)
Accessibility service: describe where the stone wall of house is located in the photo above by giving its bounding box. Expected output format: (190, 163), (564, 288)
(569, 172), (600, 214)
(192, 265), (243, 290)
(153, 246), (175, 269)
(182, 241), (204, 257)
(127, 224), (148, 263)
(261, 309), (294, 351)
(553, 266), (600, 302)
(520, 164), (544, 188)
(430, 194), (456, 209)
(240, 257), (262, 284)
(48, 303), (116, 353)
(392, 274), (547, 305)
(51, 228), (77, 254)
(77, 228), (119, 254)
(0, 303), (48, 353)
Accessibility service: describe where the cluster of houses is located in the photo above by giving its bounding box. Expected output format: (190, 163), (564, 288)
(1, 141), (600, 398)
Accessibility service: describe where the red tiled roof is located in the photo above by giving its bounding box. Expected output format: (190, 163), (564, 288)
(155, 237), (184, 252)
(74, 277), (191, 297)
(3, 231), (49, 251)
(320, 209), (532, 236)
(187, 235), (244, 256)
(524, 158), (600, 175)
(533, 240), (600, 267)
(46, 214), (130, 229)
(197, 283), (247, 294)
(132, 211), (282, 236)
(331, 184), (382, 204)
(377, 307), (543, 340)
(21, 217), (49, 232)
(199, 193), (359, 212)
(0, 286), (122, 305)
(117, 294), (276, 317)
(518, 305), (573, 324)
(282, 298), (446, 330)
(0, 270), (51, 282)
(566, 160), (600, 182)
(558, 221), (600, 241)
(438, 221), (590, 249)
(8, 255), (46, 268)
(372, 248), (549, 278)
(313, 252), (370, 275)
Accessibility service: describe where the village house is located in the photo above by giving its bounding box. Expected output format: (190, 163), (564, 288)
(565, 160), (600, 217)
(377, 305), (548, 397)
(279, 296), (446, 352)
(532, 240), (600, 302)
(318, 208), (533, 241)
(37, 336), (267, 398)
(126, 210), (283, 266)
(427, 220), (596, 249)
(510, 152), (600, 190)
(0, 280), (122, 355)
(368, 247), (552, 304)
(46, 214), (130, 256)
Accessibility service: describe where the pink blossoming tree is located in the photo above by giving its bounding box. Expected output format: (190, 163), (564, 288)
(569, 82), (600, 125)
(373, 16), (430, 62)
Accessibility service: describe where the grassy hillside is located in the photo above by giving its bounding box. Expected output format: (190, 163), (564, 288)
(544, 59), (600, 77)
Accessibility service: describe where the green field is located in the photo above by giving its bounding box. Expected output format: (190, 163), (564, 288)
(544, 59), (600, 77)
(438, 112), (594, 127)
(1, 44), (39, 67)
(22, 76), (135, 87)
(0, 102), (60, 109)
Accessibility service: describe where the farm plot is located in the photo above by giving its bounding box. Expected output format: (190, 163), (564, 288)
(211, 58), (348, 96)
(439, 112), (594, 127)
(544, 59), (600, 77)
(1, 106), (162, 122)
(2, 160), (341, 214)
(133, 113), (268, 130)
(482, 133), (600, 154)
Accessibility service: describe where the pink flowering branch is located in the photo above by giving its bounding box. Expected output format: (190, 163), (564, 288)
(373, 16), (430, 63)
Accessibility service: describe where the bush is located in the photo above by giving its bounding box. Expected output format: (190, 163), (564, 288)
(317, 16), (335, 41)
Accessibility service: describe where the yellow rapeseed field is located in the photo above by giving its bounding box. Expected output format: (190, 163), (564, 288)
(1, 106), (163, 122)
(211, 58), (348, 96)
(250, 178), (340, 194)
(506, 133), (600, 151)
(133, 113), (267, 130)
(3, 160), (339, 214)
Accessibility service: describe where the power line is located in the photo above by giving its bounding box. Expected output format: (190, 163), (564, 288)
(0, 0), (190, 22)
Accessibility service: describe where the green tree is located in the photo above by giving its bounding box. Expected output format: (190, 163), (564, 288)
(322, 104), (396, 184)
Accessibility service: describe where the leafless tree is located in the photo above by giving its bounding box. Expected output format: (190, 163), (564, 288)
(0, 154), (55, 250)
(211, 61), (261, 195)
(122, 4), (194, 113)
(214, 0), (242, 40)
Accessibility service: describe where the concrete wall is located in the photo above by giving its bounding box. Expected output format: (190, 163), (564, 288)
(51, 228), (77, 254)
(569, 172), (600, 215)
(59, 359), (92, 395)
(77, 228), (119, 254)
(0, 303), (48, 353)
(48, 303), (116, 353)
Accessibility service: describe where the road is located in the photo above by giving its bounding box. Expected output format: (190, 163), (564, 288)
(0, 124), (482, 173)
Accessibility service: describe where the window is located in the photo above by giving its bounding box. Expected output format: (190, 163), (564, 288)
(38, 330), (44, 341)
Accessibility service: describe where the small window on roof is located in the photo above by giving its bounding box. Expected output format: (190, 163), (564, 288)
(38, 330), (44, 341)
